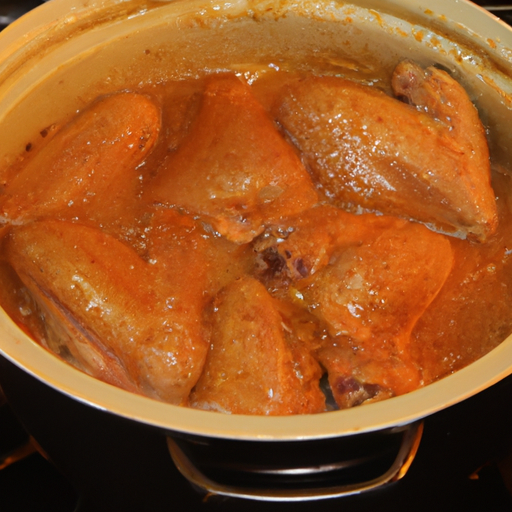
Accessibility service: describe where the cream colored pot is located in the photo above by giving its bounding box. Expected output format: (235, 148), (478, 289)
(1, 0), (512, 500)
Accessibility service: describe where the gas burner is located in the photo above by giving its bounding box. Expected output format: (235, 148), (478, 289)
(0, 395), (77, 512)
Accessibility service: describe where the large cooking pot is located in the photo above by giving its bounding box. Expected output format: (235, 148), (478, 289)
(1, 0), (512, 503)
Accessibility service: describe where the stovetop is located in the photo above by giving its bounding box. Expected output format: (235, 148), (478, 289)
(2, 360), (512, 512)
(2, 1), (512, 511)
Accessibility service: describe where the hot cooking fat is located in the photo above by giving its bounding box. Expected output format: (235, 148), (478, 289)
(0, 61), (508, 415)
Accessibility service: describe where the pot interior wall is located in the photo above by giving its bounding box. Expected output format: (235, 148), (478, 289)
(0, 0), (512, 166)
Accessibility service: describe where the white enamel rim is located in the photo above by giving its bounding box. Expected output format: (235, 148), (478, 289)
(0, 0), (512, 441)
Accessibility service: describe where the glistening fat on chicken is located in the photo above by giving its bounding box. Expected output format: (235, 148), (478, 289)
(190, 276), (325, 415)
(146, 73), (319, 244)
(0, 92), (161, 226)
(4, 219), (214, 405)
(274, 62), (497, 242)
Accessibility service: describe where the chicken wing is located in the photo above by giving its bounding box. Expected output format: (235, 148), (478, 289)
(0, 92), (161, 226)
(190, 276), (325, 415)
(5, 219), (211, 405)
(300, 221), (454, 407)
(146, 73), (318, 244)
(275, 63), (497, 241)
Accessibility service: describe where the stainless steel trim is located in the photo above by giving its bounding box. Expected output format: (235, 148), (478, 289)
(484, 6), (512, 11)
(167, 420), (424, 502)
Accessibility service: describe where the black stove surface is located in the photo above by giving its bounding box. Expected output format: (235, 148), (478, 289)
(2, 1), (512, 511)
(2, 357), (512, 512)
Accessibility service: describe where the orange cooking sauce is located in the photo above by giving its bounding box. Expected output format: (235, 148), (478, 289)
(0, 67), (511, 414)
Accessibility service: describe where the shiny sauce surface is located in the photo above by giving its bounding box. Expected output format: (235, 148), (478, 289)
(0, 66), (511, 414)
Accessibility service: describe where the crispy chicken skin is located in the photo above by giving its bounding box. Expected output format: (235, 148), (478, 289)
(146, 73), (318, 244)
(5, 219), (212, 405)
(0, 92), (161, 226)
(275, 64), (497, 241)
(190, 276), (325, 415)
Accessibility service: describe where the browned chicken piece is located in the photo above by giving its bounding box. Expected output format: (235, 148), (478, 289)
(275, 64), (497, 242)
(297, 220), (454, 408)
(317, 339), (415, 408)
(5, 218), (213, 405)
(190, 276), (325, 415)
(146, 73), (319, 244)
(254, 204), (406, 282)
(391, 60), (497, 235)
(254, 205), (453, 407)
(0, 92), (161, 226)
(300, 221), (453, 340)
